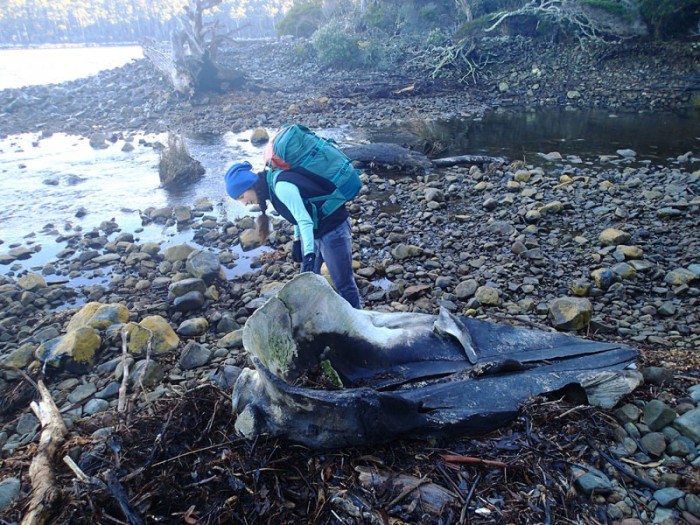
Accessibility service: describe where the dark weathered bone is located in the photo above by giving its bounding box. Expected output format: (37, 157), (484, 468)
(231, 274), (639, 449)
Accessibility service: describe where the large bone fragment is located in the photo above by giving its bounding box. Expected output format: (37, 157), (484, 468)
(232, 274), (639, 448)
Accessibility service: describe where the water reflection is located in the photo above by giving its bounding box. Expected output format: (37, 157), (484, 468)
(375, 108), (700, 161)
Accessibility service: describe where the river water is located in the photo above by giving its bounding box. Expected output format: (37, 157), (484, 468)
(0, 46), (699, 280)
(0, 129), (275, 279)
(0, 45), (143, 89)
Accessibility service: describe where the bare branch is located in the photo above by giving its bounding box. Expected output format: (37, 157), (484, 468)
(21, 380), (68, 525)
(484, 0), (645, 43)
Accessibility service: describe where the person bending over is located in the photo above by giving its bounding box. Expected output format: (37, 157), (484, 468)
(225, 161), (362, 309)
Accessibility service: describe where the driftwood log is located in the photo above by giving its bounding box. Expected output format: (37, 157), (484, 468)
(142, 0), (245, 95)
(21, 380), (68, 525)
(343, 143), (433, 172)
(159, 133), (205, 189)
(432, 153), (508, 167)
(343, 143), (506, 173)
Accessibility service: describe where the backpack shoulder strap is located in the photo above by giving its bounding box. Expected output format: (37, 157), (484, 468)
(266, 167), (282, 193)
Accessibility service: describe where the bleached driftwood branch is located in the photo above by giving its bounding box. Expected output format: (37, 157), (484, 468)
(21, 380), (68, 525)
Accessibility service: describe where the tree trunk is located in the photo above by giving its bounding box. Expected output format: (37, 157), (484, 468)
(343, 143), (506, 173)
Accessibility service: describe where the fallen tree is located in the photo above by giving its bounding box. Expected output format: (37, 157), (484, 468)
(481, 0), (648, 43)
(343, 143), (506, 173)
(142, 0), (245, 95)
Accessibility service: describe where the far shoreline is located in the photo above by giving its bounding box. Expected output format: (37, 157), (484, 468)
(0, 41), (141, 50)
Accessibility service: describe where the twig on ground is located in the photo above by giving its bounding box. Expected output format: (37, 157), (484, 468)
(458, 472), (481, 525)
(127, 329), (153, 426)
(106, 470), (145, 525)
(63, 456), (94, 485)
(117, 329), (130, 415)
(440, 454), (509, 469)
(586, 438), (658, 491)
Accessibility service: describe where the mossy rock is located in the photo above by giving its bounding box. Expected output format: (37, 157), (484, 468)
(0, 343), (37, 369)
(250, 127), (269, 145)
(36, 327), (102, 370)
(17, 273), (46, 291)
(599, 228), (630, 246)
(548, 297), (592, 331)
(127, 316), (179, 355)
(67, 302), (129, 332)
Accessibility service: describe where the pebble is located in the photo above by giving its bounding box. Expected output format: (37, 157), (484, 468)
(84, 398), (110, 415)
(644, 400), (677, 431)
(68, 383), (97, 404)
(180, 341), (213, 370)
(654, 488), (685, 507)
(0, 478), (21, 512)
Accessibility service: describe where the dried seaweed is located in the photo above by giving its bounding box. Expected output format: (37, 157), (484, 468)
(2, 344), (697, 525)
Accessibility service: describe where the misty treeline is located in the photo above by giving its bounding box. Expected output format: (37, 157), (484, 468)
(0, 0), (698, 48)
(0, 0), (292, 45)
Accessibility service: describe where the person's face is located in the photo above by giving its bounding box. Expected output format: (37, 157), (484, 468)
(237, 188), (258, 205)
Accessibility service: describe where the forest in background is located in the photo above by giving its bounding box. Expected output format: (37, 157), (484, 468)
(0, 0), (292, 44)
(1, 0), (699, 47)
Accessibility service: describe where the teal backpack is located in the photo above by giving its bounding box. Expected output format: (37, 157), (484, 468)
(264, 124), (362, 227)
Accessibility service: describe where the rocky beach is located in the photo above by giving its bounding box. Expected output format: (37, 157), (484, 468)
(0, 37), (699, 524)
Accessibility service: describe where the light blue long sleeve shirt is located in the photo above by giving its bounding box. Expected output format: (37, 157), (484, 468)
(274, 181), (315, 256)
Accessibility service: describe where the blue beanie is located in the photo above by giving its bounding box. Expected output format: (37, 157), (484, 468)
(225, 161), (258, 199)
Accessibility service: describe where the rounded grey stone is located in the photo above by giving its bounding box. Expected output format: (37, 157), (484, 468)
(68, 383), (98, 404)
(84, 399), (110, 415)
(0, 478), (21, 513)
(179, 341), (212, 370)
(685, 493), (700, 518)
(16, 412), (39, 435)
(96, 381), (121, 400)
(173, 290), (206, 312)
(653, 487), (685, 507)
(642, 367), (674, 386)
(673, 408), (700, 443)
(640, 432), (666, 457)
(208, 365), (242, 390)
(168, 277), (206, 298)
(668, 436), (694, 457)
(644, 400), (677, 431)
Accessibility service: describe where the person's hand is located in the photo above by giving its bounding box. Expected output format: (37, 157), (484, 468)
(292, 239), (302, 262)
(301, 253), (316, 273)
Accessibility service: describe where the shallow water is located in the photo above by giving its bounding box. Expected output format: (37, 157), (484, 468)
(369, 108), (700, 162)
(0, 130), (274, 278)
(1, 109), (698, 282)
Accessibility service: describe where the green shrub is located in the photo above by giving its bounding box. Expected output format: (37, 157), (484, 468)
(357, 39), (380, 67)
(277, 0), (323, 38)
(580, 0), (627, 16)
(290, 41), (316, 64)
(312, 20), (361, 68)
(426, 27), (449, 46)
(455, 13), (497, 40)
(364, 3), (393, 32)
